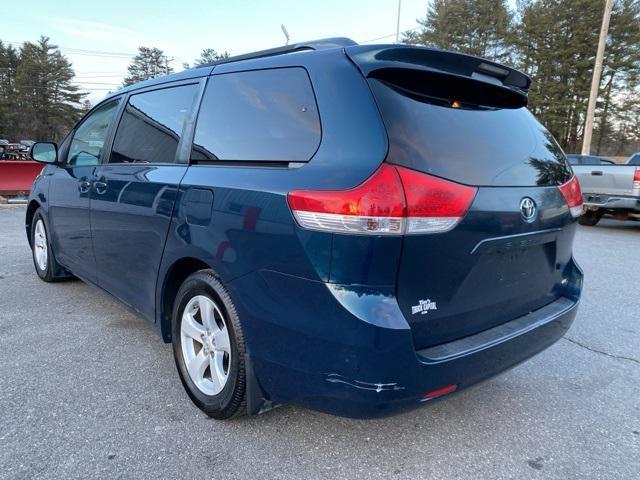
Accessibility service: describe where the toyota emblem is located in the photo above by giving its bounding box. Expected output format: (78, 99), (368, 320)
(520, 197), (537, 222)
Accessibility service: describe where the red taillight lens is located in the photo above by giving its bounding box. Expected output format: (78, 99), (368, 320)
(287, 164), (405, 217)
(633, 168), (640, 189)
(396, 166), (477, 234)
(558, 176), (583, 218)
(287, 164), (477, 235)
(287, 164), (406, 235)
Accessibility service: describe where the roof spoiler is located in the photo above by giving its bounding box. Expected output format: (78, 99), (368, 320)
(345, 45), (530, 99)
(201, 37), (358, 67)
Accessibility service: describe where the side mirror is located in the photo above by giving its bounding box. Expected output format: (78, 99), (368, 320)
(30, 142), (58, 164)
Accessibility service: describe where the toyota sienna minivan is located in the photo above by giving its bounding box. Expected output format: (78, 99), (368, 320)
(26, 38), (584, 419)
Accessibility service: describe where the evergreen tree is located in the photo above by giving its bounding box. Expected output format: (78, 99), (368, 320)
(194, 48), (230, 67)
(404, 0), (514, 62)
(182, 48), (230, 69)
(12, 36), (84, 141)
(0, 40), (20, 139)
(514, 0), (603, 151)
(515, 0), (640, 153)
(123, 46), (173, 86)
(594, 0), (640, 154)
(406, 0), (640, 154)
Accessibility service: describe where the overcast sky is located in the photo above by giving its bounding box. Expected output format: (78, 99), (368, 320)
(4, 0), (432, 104)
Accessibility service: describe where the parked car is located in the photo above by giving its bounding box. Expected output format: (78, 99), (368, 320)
(25, 38), (584, 419)
(626, 152), (640, 165)
(571, 158), (640, 225)
(566, 154), (615, 166)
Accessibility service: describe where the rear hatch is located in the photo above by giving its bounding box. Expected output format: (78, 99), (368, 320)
(348, 46), (579, 349)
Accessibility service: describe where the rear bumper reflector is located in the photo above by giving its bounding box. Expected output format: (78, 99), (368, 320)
(421, 384), (458, 401)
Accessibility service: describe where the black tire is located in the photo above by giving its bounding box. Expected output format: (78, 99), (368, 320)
(30, 209), (67, 282)
(171, 270), (247, 419)
(579, 211), (602, 226)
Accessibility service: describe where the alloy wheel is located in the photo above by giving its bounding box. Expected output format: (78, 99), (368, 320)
(33, 219), (48, 271)
(180, 295), (232, 396)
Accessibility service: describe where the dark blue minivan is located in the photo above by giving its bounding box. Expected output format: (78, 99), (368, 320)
(26, 38), (584, 419)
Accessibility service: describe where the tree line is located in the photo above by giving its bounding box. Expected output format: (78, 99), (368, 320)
(0, 37), (228, 143)
(404, 0), (640, 156)
(1, 0), (639, 156)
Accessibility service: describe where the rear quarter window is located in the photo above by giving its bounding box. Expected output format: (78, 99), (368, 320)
(369, 78), (573, 187)
(191, 67), (321, 163)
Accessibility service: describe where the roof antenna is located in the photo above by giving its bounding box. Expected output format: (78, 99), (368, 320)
(395, 0), (402, 43)
(281, 24), (290, 45)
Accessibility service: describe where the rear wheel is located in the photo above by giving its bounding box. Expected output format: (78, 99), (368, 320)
(578, 210), (602, 226)
(172, 270), (246, 419)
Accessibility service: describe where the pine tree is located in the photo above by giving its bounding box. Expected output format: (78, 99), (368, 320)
(123, 47), (173, 86)
(403, 0), (640, 155)
(404, 0), (514, 62)
(594, 0), (640, 154)
(0, 40), (20, 139)
(514, 0), (628, 153)
(13, 36), (84, 141)
(194, 48), (230, 67)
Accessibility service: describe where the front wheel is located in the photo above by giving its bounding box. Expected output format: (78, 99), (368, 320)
(578, 210), (602, 226)
(172, 270), (247, 419)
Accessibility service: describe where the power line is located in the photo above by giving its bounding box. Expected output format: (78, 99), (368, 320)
(4, 40), (188, 63)
(359, 25), (421, 44)
(4, 40), (136, 58)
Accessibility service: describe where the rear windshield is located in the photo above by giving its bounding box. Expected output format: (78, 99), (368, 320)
(369, 78), (572, 187)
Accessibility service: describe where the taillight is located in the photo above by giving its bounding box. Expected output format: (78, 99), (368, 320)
(396, 166), (477, 234)
(633, 168), (640, 190)
(558, 176), (583, 218)
(287, 164), (477, 235)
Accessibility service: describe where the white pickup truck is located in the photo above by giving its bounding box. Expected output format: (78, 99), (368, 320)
(567, 154), (640, 226)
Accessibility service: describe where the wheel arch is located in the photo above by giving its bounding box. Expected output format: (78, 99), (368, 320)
(159, 256), (212, 343)
(25, 200), (41, 247)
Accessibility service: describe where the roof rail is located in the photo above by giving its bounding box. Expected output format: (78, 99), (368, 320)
(201, 37), (358, 67)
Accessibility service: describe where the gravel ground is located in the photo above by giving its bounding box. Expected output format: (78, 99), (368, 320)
(0, 205), (638, 480)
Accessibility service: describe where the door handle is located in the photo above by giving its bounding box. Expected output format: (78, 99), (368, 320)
(78, 180), (91, 193)
(94, 180), (108, 194)
(591, 170), (603, 176)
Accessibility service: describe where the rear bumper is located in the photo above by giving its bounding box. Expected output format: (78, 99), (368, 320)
(583, 194), (640, 212)
(230, 258), (583, 418)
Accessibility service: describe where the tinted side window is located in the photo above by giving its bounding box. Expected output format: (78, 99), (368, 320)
(68, 100), (120, 166)
(110, 84), (198, 164)
(191, 67), (321, 162)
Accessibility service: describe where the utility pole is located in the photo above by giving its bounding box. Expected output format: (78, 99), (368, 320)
(582, 0), (614, 155)
(162, 55), (173, 75)
(395, 0), (402, 43)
